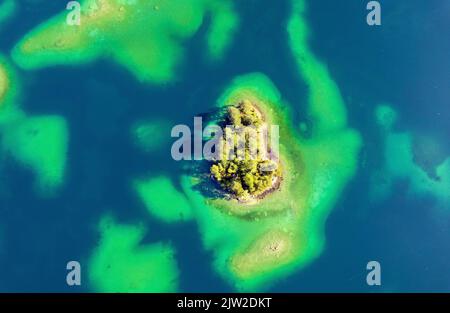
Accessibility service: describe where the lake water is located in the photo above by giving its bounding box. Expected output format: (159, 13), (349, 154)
(0, 0), (449, 292)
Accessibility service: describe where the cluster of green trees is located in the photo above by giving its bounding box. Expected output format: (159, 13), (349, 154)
(209, 101), (281, 200)
(228, 99), (262, 127)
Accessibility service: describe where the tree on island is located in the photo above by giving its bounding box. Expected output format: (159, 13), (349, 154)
(209, 100), (281, 201)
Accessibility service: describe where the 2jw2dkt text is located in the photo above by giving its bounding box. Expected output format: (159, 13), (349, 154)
(177, 297), (272, 311)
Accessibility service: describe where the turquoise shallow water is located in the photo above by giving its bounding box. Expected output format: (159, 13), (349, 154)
(0, 0), (449, 292)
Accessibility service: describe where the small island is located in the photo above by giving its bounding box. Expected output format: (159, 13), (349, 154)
(181, 62), (361, 290)
(209, 100), (282, 203)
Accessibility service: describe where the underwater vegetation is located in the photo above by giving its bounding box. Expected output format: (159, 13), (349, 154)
(12, 0), (239, 84)
(0, 56), (68, 196)
(0, 0), (16, 29)
(88, 215), (179, 292)
(371, 104), (450, 209)
(131, 119), (173, 154)
(134, 175), (193, 223)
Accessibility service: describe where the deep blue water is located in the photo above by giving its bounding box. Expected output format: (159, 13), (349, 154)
(0, 0), (449, 292)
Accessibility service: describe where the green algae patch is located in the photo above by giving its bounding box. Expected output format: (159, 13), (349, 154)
(12, 0), (239, 84)
(375, 104), (398, 132)
(89, 215), (179, 292)
(287, 0), (348, 136)
(371, 104), (450, 208)
(205, 0), (239, 61)
(134, 176), (193, 223)
(0, 56), (68, 197)
(0, 0), (16, 28)
(131, 119), (172, 153)
(0, 57), (11, 112)
(0, 56), (21, 125)
(1, 115), (69, 196)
